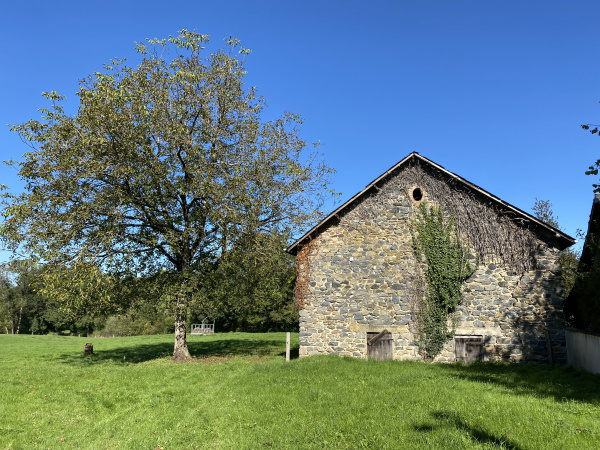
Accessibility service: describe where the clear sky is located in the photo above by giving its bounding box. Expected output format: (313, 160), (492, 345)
(1, 1), (599, 262)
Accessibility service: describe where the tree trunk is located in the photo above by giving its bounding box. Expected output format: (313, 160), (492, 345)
(16, 307), (22, 335)
(173, 306), (192, 361)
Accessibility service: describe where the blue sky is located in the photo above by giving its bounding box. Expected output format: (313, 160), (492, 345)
(1, 1), (599, 262)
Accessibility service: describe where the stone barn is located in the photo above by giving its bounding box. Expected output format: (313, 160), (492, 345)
(286, 153), (575, 363)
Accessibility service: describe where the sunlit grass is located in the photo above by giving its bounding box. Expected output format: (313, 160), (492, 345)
(1, 333), (599, 449)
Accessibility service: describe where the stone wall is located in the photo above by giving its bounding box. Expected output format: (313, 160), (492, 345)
(297, 165), (566, 363)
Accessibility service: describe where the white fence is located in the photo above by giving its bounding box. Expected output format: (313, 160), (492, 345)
(566, 328), (600, 374)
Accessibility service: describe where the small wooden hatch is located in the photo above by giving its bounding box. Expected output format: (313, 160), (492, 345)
(455, 335), (483, 363)
(367, 330), (394, 361)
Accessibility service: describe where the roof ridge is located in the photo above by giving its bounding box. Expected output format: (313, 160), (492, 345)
(286, 153), (575, 254)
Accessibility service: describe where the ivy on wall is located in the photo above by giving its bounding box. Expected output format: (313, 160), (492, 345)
(410, 203), (475, 360)
(294, 238), (319, 310)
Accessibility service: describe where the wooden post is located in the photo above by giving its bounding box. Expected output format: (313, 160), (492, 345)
(286, 332), (290, 362)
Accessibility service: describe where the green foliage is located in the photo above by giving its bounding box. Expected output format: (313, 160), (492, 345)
(0, 262), (105, 335)
(560, 250), (580, 299)
(566, 233), (600, 333)
(410, 204), (474, 360)
(1, 334), (600, 449)
(531, 198), (580, 298)
(582, 124), (599, 135)
(0, 272), (16, 333)
(532, 198), (561, 229)
(0, 249), (297, 336)
(196, 232), (298, 332)
(581, 117), (600, 192)
(0, 263), (45, 334)
(569, 271), (600, 333)
(1, 29), (336, 357)
(97, 304), (173, 337)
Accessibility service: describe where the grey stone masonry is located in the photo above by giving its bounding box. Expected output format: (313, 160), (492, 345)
(296, 163), (567, 363)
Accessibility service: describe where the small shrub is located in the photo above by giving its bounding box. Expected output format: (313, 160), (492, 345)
(96, 304), (173, 337)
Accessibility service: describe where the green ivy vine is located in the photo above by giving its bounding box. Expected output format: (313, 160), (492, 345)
(410, 203), (475, 360)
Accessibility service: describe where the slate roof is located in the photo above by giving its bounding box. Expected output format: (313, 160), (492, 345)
(286, 152), (576, 255)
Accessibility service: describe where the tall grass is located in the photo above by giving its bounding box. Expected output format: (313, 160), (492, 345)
(1, 333), (599, 449)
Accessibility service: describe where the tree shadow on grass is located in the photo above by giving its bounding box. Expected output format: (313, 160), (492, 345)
(439, 362), (600, 405)
(413, 410), (523, 450)
(55, 337), (299, 365)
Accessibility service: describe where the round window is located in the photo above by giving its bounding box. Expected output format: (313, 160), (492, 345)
(412, 187), (423, 201)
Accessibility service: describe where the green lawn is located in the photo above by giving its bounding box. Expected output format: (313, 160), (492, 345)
(0, 333), (599, 449)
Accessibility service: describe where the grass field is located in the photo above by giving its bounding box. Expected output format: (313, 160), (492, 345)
(1, 333), (599, 449)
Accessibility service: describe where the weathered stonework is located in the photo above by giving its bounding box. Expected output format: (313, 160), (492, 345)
(292, 155), (572, 364)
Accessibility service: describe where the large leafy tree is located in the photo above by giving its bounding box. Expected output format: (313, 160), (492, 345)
(1, 30), (335, 360)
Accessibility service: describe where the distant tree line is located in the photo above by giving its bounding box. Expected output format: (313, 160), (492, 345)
(0, 232), (298, 336)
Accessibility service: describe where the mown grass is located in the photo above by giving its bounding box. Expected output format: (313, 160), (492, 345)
(1, 333), (599, 449)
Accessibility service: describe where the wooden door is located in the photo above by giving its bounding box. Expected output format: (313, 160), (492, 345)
(367, 330), (394, 361)
(455, 335), (483, 363)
